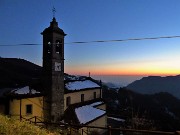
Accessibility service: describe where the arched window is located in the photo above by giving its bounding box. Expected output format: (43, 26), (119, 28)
(47, 42), (51, 54)
(56, 39), (62, 55)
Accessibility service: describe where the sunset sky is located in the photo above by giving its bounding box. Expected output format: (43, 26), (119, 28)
(1, 0), (180, 76)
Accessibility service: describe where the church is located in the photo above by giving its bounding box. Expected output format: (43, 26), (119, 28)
(0, 16), (107, 134)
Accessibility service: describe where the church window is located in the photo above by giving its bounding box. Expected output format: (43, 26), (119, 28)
(66, 96), (71, 107)
(81, 94), (84, 102)
(26, 104), (32, 114)
(55, 40), (62, 54)
(47, 42), (51, 54)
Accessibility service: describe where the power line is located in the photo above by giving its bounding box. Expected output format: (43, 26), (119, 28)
(1, 35), (180, 47)
(0, 44), (41, 47)
(66, 35), (180, 44)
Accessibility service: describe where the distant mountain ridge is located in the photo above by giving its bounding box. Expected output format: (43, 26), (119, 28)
(126, 75), (180, 99)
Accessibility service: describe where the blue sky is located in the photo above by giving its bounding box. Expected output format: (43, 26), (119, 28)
(1, 0), (180, 76)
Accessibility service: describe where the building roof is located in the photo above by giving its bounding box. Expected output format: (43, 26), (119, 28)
(10, 86), (40, 95)
(75, 101), (105, 124)
(65, 79), (101, 91)
(7, 86), (42, 98)
(64, 99), (106, 125)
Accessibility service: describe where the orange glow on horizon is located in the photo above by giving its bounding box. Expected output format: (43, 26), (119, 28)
(65, 62), (180, 76)
(66, 69), (180, 76)
(65, 57), (180, 76)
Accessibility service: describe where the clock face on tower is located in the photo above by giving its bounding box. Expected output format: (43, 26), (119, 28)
(55, 62), (61, 71)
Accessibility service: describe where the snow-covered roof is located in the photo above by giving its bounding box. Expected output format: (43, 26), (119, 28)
(108, 117), (125, 122)
(11, 86), (40, 95)
(75, 101), (105, 124)
(65, 80), (100, 91)
(90, 101), (104, 107)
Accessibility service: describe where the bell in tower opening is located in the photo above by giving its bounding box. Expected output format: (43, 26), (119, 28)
(41, 17), (66, 122)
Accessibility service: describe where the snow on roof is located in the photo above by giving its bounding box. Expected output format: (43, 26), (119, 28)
(108, 117), (125, 122)
(11, 86), (40, 95)
(65, 80), (100, 91)
(90, 101), (104, 107)
(75, 102), (105, 124)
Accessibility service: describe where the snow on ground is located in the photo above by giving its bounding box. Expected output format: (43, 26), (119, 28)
(12, 86), (40, 94)
(75, 102), (105, 124)
(65, 80), (100, 90)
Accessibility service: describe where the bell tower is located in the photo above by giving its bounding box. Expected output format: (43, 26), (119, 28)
(41, 17), (66, 122)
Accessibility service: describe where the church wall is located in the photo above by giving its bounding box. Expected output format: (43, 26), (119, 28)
(64, 88), (101, 110)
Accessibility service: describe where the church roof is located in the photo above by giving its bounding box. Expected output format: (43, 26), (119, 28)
(41, 17), (66, 36)
(65, 79), (101, 91)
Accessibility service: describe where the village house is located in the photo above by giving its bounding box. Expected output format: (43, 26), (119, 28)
(0, 16), (107, 134)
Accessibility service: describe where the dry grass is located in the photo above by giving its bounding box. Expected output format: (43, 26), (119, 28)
(0, 115), (61, 135)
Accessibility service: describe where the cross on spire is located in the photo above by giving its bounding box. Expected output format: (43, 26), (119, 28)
(52, 6), (56, 18)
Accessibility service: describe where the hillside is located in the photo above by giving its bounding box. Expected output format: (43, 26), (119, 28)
(118, 88), (180, 131)
(126, 75), (180, 99)
(103, 87), (180, 131)
(0, 58), (42, 88)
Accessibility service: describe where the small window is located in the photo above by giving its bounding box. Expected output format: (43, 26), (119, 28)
(81, 94), (84, 102)
(26, 104), (32, 114)
(94, 92), (96, 99)
(66, 96), (71, 107)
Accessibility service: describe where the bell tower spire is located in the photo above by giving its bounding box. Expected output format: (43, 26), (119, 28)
(52, 6), (56, 18)
(41, 14), (66, 122)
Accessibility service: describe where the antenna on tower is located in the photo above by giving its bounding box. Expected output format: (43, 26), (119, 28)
(52, 6), (56, 18)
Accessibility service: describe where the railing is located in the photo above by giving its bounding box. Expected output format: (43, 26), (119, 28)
(20, 115), (44, 124)
(10, 115), (179, 135)
(38, 122), (177, 135)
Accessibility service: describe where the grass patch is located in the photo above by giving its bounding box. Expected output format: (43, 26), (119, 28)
(0, 115), (60, 135)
